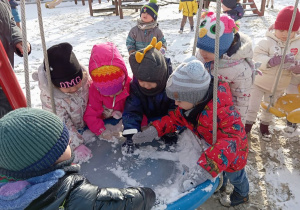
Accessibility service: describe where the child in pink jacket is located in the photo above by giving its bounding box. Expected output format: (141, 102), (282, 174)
(84, 42), (131, 139)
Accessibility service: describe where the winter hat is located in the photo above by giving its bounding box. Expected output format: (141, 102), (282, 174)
(46, 42), (83, 88)
(197, 11), (239, 56)
(274, 6), (300, 31)
(129, 44), (167, 96)
(90, 65), (125, 95)
(166, 57), (211, 105)
(0, 108), (69, 174)
(89, 42), (127, 96)
(140, 0), (159, 21)
(222, 0), (237, 9)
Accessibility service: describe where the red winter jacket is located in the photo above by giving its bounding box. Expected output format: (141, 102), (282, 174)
(152, 81), (248, 178)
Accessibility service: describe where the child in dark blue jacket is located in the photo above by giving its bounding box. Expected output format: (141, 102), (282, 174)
(222, 0), (244, 21)
(122, 38), (178, 153)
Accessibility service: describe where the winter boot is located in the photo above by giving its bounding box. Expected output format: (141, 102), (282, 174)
(190, 26), (194, 32)
(230, 190), (249, 206)
(245, 123), (253, 134)
(260, 123), (270, 137)
(178, 28), (183, 34)
(284, 121), (297, 133)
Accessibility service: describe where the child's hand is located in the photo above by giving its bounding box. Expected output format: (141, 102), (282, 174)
(73, 144), (92, 163)
(99, 129), (113, 140)
(132, 126), (158, 144)
(268, 53), (295, 67)
(178, 164), (213, 192)
(112, 110), (122, 119)
(193, 13), (196, 16)
(179, 10), (181, 13)
(289, 61), (300, 74)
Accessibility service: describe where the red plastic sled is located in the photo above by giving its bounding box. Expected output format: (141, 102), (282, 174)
(0, 40), (27, 109)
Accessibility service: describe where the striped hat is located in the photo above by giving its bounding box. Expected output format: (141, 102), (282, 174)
(90, 65), (125, 96)
(0, 108), (69, 173)
(166, 56), (211, 105)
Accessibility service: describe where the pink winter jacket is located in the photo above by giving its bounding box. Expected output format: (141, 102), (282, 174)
(84, 42), (131, 135)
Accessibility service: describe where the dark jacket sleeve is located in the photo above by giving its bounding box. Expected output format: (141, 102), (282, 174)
(27, 173), (156, 210)
(122, 80), (145, 132)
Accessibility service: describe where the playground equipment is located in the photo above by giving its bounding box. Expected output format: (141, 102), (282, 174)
(0, 40), (27, 109)
(261, 92), (300, 123)
(46, 0), (85, 9)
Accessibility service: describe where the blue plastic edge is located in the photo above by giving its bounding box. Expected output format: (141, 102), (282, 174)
(166, 177), (220, 210)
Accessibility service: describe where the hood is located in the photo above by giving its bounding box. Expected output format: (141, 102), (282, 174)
(89, 42), (129, 82)
(32, 64), (90, 99)
(226, 32), (253, 60)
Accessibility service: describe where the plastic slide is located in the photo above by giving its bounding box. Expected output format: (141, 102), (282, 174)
(0, 40), (27, 109)
(261, 92), (300, 123)
(45, 0), (63, 9)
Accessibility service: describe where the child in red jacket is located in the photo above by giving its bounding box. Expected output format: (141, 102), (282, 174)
(132, 57), (249, 207)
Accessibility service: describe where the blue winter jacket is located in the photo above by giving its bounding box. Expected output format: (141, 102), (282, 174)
(224, 3), (244, 21)
(122, 57), (176, 133)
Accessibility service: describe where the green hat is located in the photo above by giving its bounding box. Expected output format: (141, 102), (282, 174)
(0, 108), (69, 173)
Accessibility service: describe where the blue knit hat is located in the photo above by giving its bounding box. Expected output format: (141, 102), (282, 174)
(0, 108), (69, 173)
(140, 0), (159, 21)
(197, 11), (239, 56)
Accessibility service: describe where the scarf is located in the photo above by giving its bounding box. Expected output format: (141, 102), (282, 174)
(137, 19), (158, 30)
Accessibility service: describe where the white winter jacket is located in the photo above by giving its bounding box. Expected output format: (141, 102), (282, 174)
(253, 31), (300, 92)
(197, 32), (254, 124)
(32, 64), (91, 150)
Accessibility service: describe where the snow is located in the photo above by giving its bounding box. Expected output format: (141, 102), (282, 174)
(13, 0), (300, 209)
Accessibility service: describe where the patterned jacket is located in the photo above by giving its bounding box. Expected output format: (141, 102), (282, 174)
(126, 22), (167, 53)
(32, 64), (91, 150)
(152, 81), (248, 178)
(122, 57), (175, 134)
(179, 0), (198, 17)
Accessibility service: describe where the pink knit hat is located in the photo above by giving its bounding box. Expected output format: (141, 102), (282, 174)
(274, 6), (300, 31)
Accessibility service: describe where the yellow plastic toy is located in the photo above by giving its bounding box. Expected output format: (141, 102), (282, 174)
(260, 86), (300, 123)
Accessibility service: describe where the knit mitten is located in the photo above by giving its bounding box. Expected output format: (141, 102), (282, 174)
(268, 53), (295, 67)
(289, 61), (300, 74)
(132, 126), (158, 144)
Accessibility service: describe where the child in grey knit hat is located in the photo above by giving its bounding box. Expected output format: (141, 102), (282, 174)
(132, 57), (250, 207)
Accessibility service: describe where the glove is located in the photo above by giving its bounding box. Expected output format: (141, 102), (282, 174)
(179, 10), (181, 13)
(122, 135), (135, 154)
(289, 61), (300, 74)
(193, 13), (196, 16)
(179, 164), (213, 192)
(73, 144), (92, 164)
(132, 126), (158, 144)
(268, 53), (295, 67)
(99, 129), (113, 140)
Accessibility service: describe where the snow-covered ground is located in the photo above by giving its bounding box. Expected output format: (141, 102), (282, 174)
(13, 0), (300, 209)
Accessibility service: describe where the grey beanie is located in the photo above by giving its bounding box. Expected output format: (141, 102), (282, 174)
(166, 57), (211, 105)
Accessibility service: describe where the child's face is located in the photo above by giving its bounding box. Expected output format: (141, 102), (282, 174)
(141, 12), (154, 23)
(138, 80), (157, 89)
(275, 30), (296, 42)
(59, 80), (82, 93)
(55, 144), (72, 164)
(199, 49), (215, 62)
(175, 100), (194, 110)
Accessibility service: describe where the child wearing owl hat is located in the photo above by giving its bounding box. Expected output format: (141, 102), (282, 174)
(126, 0), (167, 55)
(122, 37), (177, 154)
(131, 56), (249, 207)
(196, 11), (255, 125)
(32, 42), (92, 164)
(84, 42), (131, 140)
(0, 108), (156, 209)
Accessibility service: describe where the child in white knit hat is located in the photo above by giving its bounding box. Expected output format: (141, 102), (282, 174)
(131, 57), (250, 207)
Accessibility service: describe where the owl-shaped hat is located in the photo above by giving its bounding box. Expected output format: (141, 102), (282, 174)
(197, 11), (239, 56)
